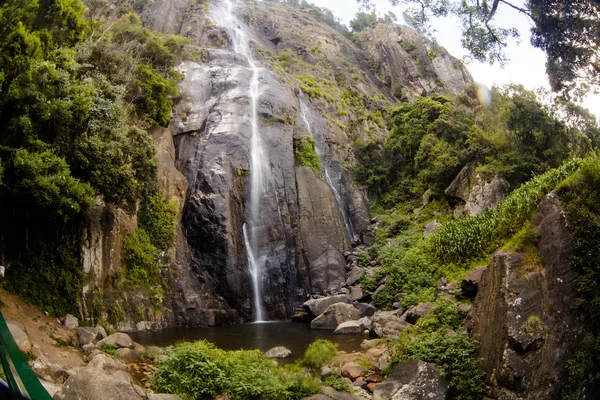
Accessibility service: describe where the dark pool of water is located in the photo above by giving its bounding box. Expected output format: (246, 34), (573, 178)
(130, 322), (365, 362)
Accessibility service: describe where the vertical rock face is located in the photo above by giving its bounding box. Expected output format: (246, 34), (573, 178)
(465, 193), (578, 399)
(357, 24), (473, 98)
(82, 0), (474, 326)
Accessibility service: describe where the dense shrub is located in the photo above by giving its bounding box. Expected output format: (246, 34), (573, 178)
(122, 230), (160, 285)
(139, 194), (178, 251)
(153, 341), (320, 400)
(300, 339), (338, 369)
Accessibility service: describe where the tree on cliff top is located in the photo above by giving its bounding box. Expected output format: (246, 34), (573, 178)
(356, 0), (600, 99)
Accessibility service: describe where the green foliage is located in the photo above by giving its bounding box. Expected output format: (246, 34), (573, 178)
(98, 342), (118, 357)
(301, 339), (338, 369)
(122, 230), (160, 285)
(153, 341), (320, 400)
(139, 195), (178, 251)
(4, 241), (83, 317)
(392, 329), (484, 400)
(556, 156), (600, 396)
(431, 158), (582, 263)
(294, 136), (321, 175)
(133, 63), (179, 126)
(323, 374), (350, 391)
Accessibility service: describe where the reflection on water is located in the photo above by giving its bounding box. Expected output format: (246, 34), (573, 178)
(130, 322), (365, 363)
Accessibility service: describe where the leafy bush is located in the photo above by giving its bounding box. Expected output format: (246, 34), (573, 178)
(153, 341), (320, 400)
(392, 330), (484, 400)
(323, 374), (350, 391)
(139, 195), (178, 251)
(301, 339), (338, 369)
(294, 136), (321, 175)
(122, 229), (160, 285)
(98, 342), (118, 357)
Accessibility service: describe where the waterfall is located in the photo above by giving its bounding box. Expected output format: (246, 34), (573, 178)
(212, 0), (268, 321)
(299, 97), (357, 242)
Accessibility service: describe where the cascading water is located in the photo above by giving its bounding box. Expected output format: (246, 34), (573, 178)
(299, 97), (357, 242)
(211, 0), (268, 321)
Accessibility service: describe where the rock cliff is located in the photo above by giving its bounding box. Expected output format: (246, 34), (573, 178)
(83, 0), (474, 327)
(465, 193), (579, 399)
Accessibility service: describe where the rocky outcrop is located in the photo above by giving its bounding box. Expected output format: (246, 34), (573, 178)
(264, 346), (292, 359)
(357, 24), (473, 98)
(464, 193), (578, 399)
(446, 164), (509, 217)
(311, 303), (360, 330)
(7, 322), (31, 353)
(304, 295), (352, 317)
(464, 175), (510, 216)
(53, 354), (180, 400)
(372, 360), (448, 400)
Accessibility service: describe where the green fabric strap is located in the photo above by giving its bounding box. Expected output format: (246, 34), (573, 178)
(0, 311), (52, 399)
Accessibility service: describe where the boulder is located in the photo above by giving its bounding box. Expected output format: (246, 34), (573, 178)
(341, 362), (365, 379)
(354, 303), (377, 318)
(445, 163), (476, 201)
(370, 311), (409, 339)
(62, 314), (79, 330)
(464, 175), (510, 216)
(116, 348), (140, 363)
(96, 333), (134, 349)
(403, 302), (434, 324)
(423, 220), (441, 237)
(86, 354), (128, 373)
(76, 327), (106, 345)
(349, 286), (363, 302)
(147, 395), (183, 400)
(304, 295), (352, 317)
(53, 368), (146, 400)
(360, 339), (381, 349)
(345, 267), (365, 287)
(334, 320), (363, 334)
(372, 360), (448, 400)
(461, 266), (486, 298)
(31, 356), (70, 384)
(264, 346), (292, 359)
(374, 352), (391, 372)
(311, 303), (360, 330)
(7, 322), (31, 353)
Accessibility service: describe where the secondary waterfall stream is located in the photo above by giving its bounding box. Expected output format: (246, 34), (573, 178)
(299, 97), (356, 242)
(211, 0), (267, 321)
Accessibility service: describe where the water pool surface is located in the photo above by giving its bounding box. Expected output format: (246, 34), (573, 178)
(130, 322), (365, 362)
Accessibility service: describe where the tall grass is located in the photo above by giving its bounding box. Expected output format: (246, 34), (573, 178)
(431, 158), (584, 263)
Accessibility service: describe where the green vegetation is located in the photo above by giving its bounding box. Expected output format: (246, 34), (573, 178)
(349, 11), (397, 33)
(0, 0), (188, 316)
(391, 297), (484, 400)
(556, 156), (600, 397)
(98, 342), (118, 357)
(300, 339), (338, 369)
(153, 340), (320, 400)
(294, 136), (322, 175)
(431, 158), (582, 263)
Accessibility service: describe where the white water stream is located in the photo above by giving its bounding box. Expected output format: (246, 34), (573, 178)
(212, 0), (268, 321)
(299, 97), (356, 242)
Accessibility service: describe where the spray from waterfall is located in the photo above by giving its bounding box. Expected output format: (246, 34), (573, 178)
(299, 97), (356, 242)
(212, 0), (268, 322)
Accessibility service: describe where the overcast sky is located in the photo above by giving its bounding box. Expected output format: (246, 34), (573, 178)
(308, 0), (599, 118)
